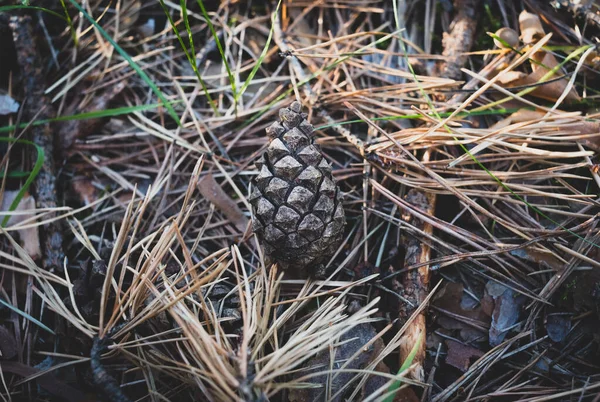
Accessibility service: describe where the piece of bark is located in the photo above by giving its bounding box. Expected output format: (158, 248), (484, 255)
(396, 188), (436, 382)
(439, 0), (482, 81)
(10, 14), (64, 271)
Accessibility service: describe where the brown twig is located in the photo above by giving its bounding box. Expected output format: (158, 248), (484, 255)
(10, 14), (64, 271)
(395, 0), (486, 378)
(439, 0), (482, 80)
(91, 335), (132, 402)
(397, 170), (436, 382)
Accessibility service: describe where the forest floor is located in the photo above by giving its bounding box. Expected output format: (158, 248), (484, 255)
(1, 1), (600, 401)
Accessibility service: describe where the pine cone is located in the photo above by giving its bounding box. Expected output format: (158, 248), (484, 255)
(250, 102), (345, 277)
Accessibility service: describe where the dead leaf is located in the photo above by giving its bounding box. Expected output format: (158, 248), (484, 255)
(433, 282), (489, 334)
(445, 339), (484, 371)
(503, 51), (580, 102)
(531, 52), (579, 102)
(561, 121), (600, 151)
(545, 313), (572, 343)
(0, 191), (41, 259)
(497, 71), (527, 85)
(0, 94), (19, 115)
(510, 246), (566, 271)
(499, 12), (580, 104)
(519, 10), (545, 44)
(508, 109), (547, 123)
(197, 173), (248, 233)
(482, 282), (526, 346)
(71, 178), (99, 205)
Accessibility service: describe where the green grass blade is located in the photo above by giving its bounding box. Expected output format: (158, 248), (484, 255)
(236, 0), (283, 102)
(384, 333), (422, 402)
(0, 101), (179, 134)
(68, 0), (181, 125)
(0, 5), (67, 21)
(0, 170), (31, 179)
(158, 0), (219, 116)
(0, 138), (44, 227)
(195, 0), (237, 99)
(59, 0), (77, 46)
(488, 32), (518, 53)
(0, 297), (55, 335)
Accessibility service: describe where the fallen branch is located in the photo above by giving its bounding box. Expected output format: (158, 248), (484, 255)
(397, 0), (482, 378)
(10, 14), (64, 271)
